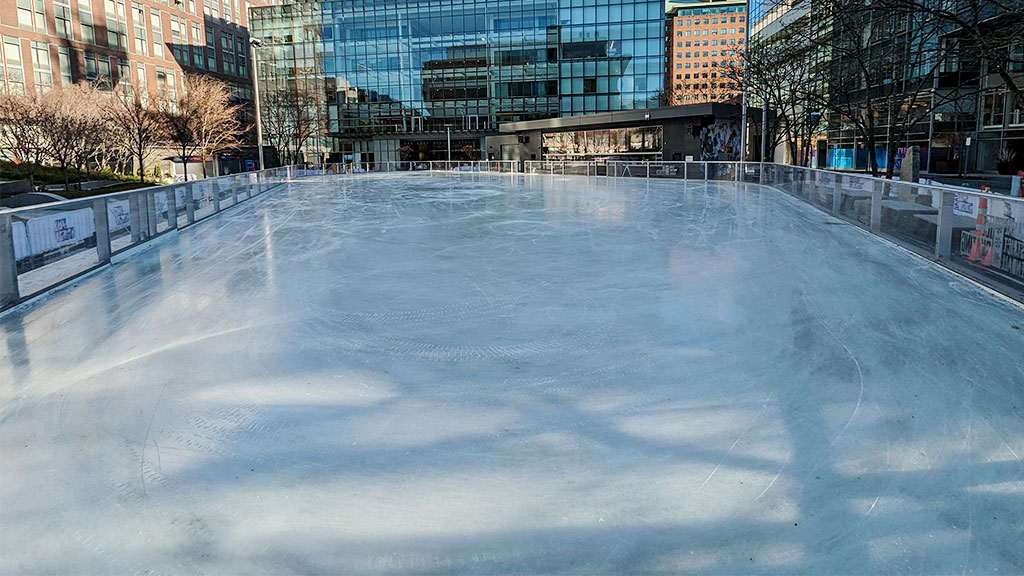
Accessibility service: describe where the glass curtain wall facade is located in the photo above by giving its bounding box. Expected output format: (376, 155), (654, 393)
(249, 3), (330, 165)
(252, 0), (665, 162)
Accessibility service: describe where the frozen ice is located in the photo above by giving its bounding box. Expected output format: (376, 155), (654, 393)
(2, 173), (1023, 574)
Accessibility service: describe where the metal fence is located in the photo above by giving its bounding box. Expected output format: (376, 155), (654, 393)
(0, 165), (302, 312)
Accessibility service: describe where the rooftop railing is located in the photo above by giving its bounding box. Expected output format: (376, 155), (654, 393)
(0, 165), (303, 312)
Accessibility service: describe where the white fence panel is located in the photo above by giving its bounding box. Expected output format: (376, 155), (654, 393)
(12, 220), (29, 261)
(25, 208), (96, 254)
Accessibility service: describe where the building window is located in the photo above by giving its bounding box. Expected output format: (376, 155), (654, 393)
(983, 90), (1006, 127)
(151, 10), (163, 58)
(166, 69), (176, 100)
(192, 23), (203, 67)
(236, 38), (247, 76)
(85, 51), (97, 80)
(117, 58), (129, 85)
(54, 0), (73, 39)
(137, 61), (147, 101)
(1009, 94), (1023, 126)
(2, 37), (25, 93)
(30, 41), (51, 92)
(80, 5), (95, 44)
(155, 66), (166, 99)
(221, 33), (234, 73)
(1010, 40), (1024, 73)
(16, 0), (44, 32)
(169, 16), (183, 62)
(57, 46), (72, 85)
(132, 3), (146, 55)
(105, 0), (127, 50)
(206, 30), (215, 70)
(17, 0), (34, 30)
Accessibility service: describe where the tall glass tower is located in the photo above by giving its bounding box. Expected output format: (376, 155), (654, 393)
(251, 0), (666, 164)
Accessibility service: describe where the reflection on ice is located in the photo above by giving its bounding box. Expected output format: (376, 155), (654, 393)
(1, 172), (1023, 574)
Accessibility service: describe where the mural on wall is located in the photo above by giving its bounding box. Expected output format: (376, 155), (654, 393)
(699, 121), (741, 161)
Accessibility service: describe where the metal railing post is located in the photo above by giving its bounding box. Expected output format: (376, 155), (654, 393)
(93, 198), (111, 264)
(0, 213), (20, 308)
(646, 162), (650, 179)
(936, 190), (954, 260)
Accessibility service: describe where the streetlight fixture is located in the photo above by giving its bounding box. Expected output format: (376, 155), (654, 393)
(249, 37), (265, 171)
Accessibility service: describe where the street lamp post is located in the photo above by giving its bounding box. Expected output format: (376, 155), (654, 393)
(249, 37), (265, 171)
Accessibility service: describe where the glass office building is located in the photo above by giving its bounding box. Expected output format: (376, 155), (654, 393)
(250, 0), (665, 164)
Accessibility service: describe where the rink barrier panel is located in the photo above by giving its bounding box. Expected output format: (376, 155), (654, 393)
(327, 159), (1024, 303)
(0, 165), (304, 311)
(519, 160), (1024, 303)
(3, 161), (1022, 311)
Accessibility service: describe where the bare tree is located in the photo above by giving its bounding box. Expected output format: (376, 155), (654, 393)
(744, 28), (823, 165)
(790, 0), (959, 176)
(876, 0), (1024, 100)
(38, 83), (110, 192)
(0, 90), (48, 185)
(188, 75), (244, 177)
(162, 75), (207, 180)
(107, 80), (166, 182)
(259, 82), (326, 165)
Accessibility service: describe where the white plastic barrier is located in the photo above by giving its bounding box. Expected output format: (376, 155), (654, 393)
(25, 208), (96, 254)
(12, 221), (29, 261)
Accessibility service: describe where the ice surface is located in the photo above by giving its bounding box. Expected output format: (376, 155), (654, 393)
(2, 172), (1023, 574)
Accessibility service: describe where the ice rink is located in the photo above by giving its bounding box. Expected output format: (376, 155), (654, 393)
(2, 173), (1023, 574)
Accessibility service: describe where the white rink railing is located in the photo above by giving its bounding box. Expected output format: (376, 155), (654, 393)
(525, 159), (1024, 302)
(3, 160), (1021, 310)
(0, 165), (304, 311)
(323, 160), (518, 174)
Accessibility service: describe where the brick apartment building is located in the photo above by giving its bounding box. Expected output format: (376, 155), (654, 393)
(0, 0), (271, 174)
(665, 0), (747, 105)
